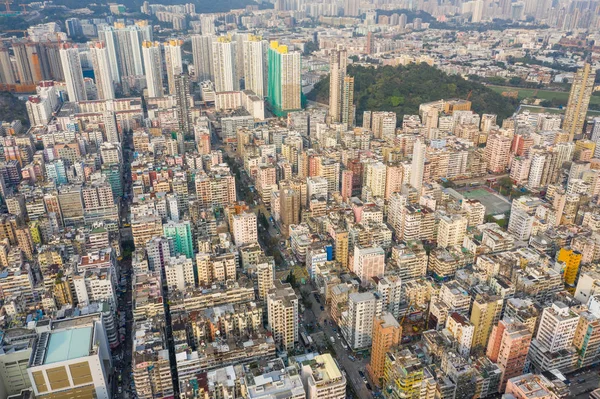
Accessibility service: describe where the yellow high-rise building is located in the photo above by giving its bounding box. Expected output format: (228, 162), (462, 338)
(334, 230), (349, 270)
(574, 139), (596, 160)
(470, 293), (503, 350)
(557, 248), (582, 286)
(564, 63), (596, 142)
(383, 348), (425, 398)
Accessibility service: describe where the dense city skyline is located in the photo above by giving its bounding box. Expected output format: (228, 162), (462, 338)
(0, 1), (599, 399)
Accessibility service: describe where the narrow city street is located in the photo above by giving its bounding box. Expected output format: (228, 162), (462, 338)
(116, 128), (135, 398)
(301, 287), (373, 399)
(219, 136), (372, 398)
(222, 144), (292, 271)
(116, 256), (133, 398)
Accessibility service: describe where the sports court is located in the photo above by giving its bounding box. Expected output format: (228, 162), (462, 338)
(460, 187), (511, 216)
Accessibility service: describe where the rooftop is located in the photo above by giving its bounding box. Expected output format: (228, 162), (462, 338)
(379, 312), (400, 329)
(508, 374), (551, 398)
(245, 365), (304, 399)
(44, 326), (93, 365)
(303, 353), (343, 385)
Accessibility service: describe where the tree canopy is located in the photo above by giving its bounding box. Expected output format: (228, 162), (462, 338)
(0, 92), (28, 126)
(307, 63), (519, 126)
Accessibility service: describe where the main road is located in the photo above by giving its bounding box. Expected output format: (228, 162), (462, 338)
(303, 289), (373, 399)
(220, 143), (292, 268)
(568, 367), (600, 398)
(216, 134), (370, 397)
(116, 128), (135, 398)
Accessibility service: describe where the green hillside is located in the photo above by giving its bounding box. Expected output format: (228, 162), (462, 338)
(0, 92), (28, 126)
(307, 63), (520, 126)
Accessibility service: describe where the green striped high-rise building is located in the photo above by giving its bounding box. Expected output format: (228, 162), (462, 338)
(101, 164), (123, 200)
(267, 41), (301, 117)
(163, 220), (194, 259)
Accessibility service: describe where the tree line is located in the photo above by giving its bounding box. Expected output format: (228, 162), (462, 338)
(307, 63), (519, 126)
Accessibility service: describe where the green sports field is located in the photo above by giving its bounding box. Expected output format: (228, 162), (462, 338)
(489, 85), (600, 108)
(517, 105), (600, 116)
(460, 187), (511, 216)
